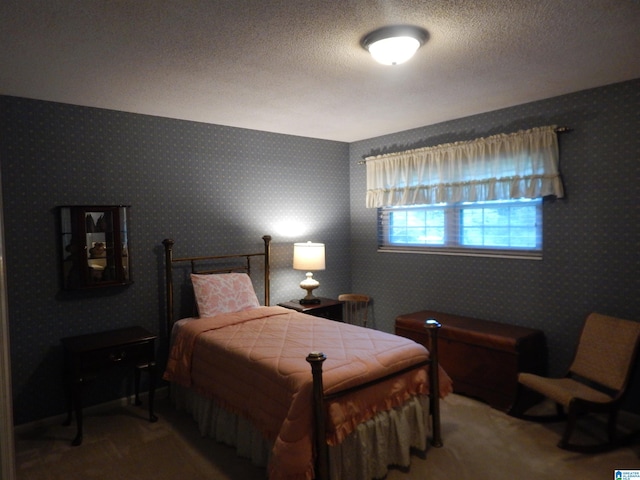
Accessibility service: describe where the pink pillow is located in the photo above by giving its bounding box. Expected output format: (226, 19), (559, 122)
(191, 273), (260, 317)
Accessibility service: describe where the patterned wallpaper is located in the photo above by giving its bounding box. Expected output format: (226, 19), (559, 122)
(0, 97), (350, 424)
(349, 79), (640, 394)
(1, 77), (639, 424)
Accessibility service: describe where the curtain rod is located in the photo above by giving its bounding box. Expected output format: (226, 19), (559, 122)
(357, 126), (572, 165)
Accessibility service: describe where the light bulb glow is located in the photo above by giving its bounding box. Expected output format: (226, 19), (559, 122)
(367, 36), (421, 65)
(362, 25), (428, 66)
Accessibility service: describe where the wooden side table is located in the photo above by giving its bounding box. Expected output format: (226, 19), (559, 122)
(61, 326), (158, 446)
(278, 297), (344, 322)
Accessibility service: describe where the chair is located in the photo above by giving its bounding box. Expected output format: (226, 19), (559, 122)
(515, 312), (640, 453)
(338, 294), (370, 327)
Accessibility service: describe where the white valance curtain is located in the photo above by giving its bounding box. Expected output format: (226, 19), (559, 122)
(365, 125), (564, 208)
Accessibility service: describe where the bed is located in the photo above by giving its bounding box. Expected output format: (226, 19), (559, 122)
(161, 236), (452, 480)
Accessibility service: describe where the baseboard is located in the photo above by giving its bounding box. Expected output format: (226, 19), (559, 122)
(14, 386), (168, 435)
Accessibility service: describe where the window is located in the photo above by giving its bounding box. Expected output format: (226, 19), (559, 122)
(365, 125), (563, 259)
(379, 199), (542, 258)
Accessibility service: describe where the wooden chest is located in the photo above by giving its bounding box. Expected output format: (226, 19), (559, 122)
(395, 310), (546, 412)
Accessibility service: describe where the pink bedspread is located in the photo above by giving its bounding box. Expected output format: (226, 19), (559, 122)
(164, 306), (452, 480)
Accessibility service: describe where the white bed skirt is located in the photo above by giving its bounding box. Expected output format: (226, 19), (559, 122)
(171, 385), (430, 480)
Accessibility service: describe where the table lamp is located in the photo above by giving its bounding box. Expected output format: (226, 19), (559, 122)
(293, 241), (325, 304)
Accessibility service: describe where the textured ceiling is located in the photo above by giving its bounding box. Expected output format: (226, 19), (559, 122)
(2, 1), (640, 142)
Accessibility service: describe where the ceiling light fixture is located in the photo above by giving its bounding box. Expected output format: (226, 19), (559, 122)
(361, 25), (429, 66)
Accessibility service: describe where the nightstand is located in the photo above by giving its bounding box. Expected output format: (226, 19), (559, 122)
(61, 326), (158, 446)
(278, 297), (343, 322)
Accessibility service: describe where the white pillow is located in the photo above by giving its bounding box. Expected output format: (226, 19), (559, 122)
(191, 273), (260, 317)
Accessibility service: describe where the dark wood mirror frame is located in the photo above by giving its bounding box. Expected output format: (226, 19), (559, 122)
(58, 205), (132, 290)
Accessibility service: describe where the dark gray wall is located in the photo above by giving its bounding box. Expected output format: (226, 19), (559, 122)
(0, 97), (351, 424)
(2, 77), (639, 425)
(348, 79), (640, 398)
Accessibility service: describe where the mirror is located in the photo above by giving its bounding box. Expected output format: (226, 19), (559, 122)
(59, 206), (132, 290)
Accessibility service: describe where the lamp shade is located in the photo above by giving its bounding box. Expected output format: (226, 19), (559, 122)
(293, 242), (325, 271)
(362, 25), (428, 66)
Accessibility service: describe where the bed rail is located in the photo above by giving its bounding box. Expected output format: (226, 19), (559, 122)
(307, 319), (442, 480)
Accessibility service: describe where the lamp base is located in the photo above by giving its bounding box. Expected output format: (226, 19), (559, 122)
(299, 297), (321, 305)
(299, 272), (321, 305)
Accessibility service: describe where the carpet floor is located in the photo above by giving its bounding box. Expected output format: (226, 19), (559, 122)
(14, 392), (640, 479)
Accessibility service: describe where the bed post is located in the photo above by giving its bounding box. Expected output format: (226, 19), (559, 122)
(425, 319), (442, 447)
(306, 352), (329, 480)
(262, 235), (271, 306)
(162, 239), (175, 334)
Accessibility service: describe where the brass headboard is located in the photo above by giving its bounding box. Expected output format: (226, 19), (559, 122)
(162, 235), (271, 333)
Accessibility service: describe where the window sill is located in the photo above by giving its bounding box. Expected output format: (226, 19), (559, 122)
(377, 246), (542, 260)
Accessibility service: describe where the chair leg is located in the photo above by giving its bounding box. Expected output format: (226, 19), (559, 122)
(607, 409), (619, 444)
(555, 402), (565, 417)
(509, 386), (566, 422)
(558, 406), (579, 450)
(559, 406), (620, 453)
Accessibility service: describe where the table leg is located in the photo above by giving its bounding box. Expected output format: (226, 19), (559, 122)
(134, 367), (142, 406)
(148, 362), (157, 422)
(134, 363), (158, 422)
(63, 380), (73, 427)
(62, 353), (73, 427)
(71, 380), (83, 446)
